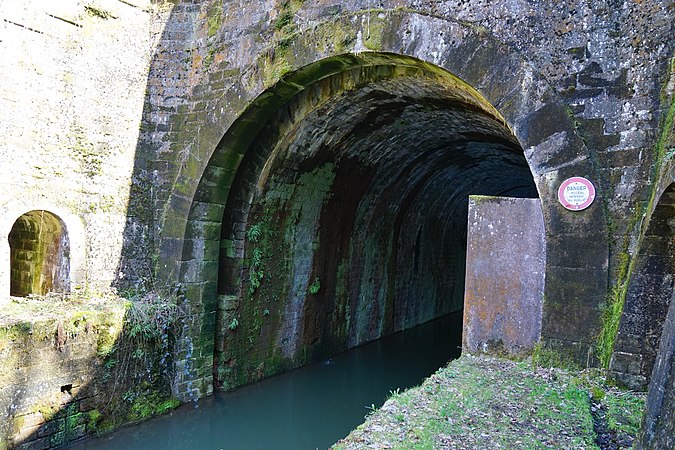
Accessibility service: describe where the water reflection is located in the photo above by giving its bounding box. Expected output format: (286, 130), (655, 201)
(66, 312), (462, 450)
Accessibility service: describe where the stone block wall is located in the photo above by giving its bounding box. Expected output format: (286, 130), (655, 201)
(0, 306), (120, 449)
(611, 185), (675, 390)
(636, 293), (675, 450)
(8, 211), (70, 297)
(0, 0), (162, 298)
(0, 0), (672, 443)
(0, 297), (177, 449)
(142, 1), (673, 385)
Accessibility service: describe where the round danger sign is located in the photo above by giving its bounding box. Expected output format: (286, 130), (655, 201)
(558, 177), (595, 211)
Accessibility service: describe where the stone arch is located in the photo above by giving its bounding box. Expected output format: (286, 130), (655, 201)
(611, 181), (675, 390)
(209, 59), (540, 385)
(0, 203), (85, 302)
(162, 10), (608, 392)
(208, 56), (543, 389)
(7, 210), (70, 297)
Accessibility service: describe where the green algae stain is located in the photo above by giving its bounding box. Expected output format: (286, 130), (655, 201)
(206, 2), (222, 38)
(363, 16), (384, 51)
(217, 163), (338, 389)
(596, 60), (675, 369)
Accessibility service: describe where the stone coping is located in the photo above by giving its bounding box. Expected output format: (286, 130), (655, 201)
(0, 294), (127, 327)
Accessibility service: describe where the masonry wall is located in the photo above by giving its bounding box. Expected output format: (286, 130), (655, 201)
(0, 0), (670, 389)
(0, 298), (178, 450)
(636, 295), (675, 450)
(0, 0), (164, 297)
(611, 184), (675, 390)
(0, 0), (673, 444)
(137, 1), (673, 390)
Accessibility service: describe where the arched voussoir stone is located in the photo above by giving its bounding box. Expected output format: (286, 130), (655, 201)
(163, 12), (585, 262)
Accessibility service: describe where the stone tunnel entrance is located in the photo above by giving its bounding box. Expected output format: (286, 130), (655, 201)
(208, 55), (539, 390)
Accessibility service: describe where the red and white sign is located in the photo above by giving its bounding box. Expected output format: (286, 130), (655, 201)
(558, 177), (595, 211)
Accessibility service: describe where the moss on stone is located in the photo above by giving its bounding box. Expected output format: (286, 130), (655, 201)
(532, 342), (581, 371)
(596, 58), (675, 368)
(128, 393), (180, 422)
(312, 20), (355, 53)
(363, 15), (385, 51)
(37, 405), (59, 422)
(206, 3), (222, 38)
(597, 248), (631, 368)
(97, 323), (120, 357)
(0, 292), (177, 445)
(86, 409), (102, 432)
(274, 10), (294, 31)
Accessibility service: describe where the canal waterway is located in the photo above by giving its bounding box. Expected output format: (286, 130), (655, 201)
(67, 312), (462, 450)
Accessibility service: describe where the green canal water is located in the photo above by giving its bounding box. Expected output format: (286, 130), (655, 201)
(66, 312), (462, 450)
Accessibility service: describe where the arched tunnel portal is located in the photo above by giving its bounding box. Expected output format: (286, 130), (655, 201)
(203, 54), (540, 390)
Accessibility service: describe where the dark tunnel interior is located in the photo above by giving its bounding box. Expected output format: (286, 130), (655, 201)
(213, 63), (539, 388)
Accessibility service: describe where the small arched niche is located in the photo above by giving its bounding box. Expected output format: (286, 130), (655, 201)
(8, 210), (70, 297)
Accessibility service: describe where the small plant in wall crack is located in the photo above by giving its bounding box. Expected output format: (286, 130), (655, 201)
(228, 317), (239, 331)
(124, 291), (186, 342)
(246, 223), (267, 294)
(308, 277), (321, 295)
(246, 224), (262, 243)
(248, 247), (265, 294)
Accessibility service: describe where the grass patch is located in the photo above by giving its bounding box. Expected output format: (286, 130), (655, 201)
(604, 391), (645, 436)
(334, 355), (645, 450)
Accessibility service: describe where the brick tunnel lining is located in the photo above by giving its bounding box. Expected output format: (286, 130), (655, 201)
(214, 66), (538, 389)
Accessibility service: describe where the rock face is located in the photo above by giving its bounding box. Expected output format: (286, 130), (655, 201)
(636, 295), (675, 450)
(0, 0), (673, 447)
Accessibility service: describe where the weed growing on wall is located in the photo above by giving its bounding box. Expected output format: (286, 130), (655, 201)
(123, 290), (185, 342)
(94, 287), (188, 432)
(308, 277), (321, 295)
(0, 290), (185, 442)
(246, 223), (267, 294)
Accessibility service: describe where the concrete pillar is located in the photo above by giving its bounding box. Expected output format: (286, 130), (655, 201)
(463, 195), (546, 356)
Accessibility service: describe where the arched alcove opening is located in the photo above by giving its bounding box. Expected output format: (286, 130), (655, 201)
(611, 183), (675, 390)
(8, 210), (70, 297)
(203, 56), (539, 389)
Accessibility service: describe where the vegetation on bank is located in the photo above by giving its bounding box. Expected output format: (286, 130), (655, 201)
(0, 291), (184, 444)
(334, 355), (645, 450)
